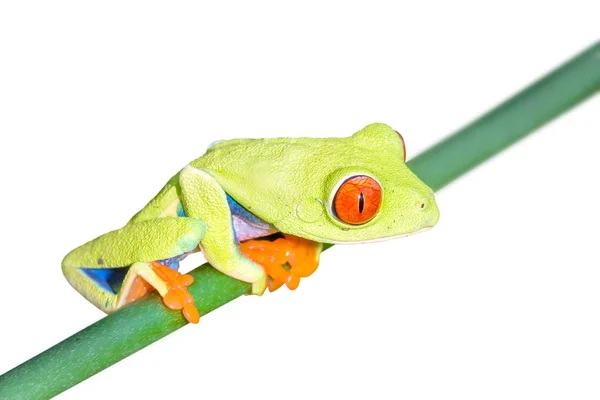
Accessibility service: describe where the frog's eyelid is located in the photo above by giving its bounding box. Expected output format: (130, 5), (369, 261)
(394, 130), (407, 161)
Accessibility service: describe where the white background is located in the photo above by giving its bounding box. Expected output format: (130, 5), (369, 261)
(1, 2), (599, 399)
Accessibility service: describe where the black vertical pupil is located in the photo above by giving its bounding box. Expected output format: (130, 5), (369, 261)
(358, 192), (365, 213)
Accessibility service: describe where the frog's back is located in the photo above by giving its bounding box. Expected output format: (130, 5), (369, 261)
(189, 136), (350, 175)
(128, 124), (398, 226)
(125, 138), (281, 225)
(187, 135), (362, 224)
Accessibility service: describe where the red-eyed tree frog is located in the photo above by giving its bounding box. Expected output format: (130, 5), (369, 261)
(62, 123), (440, 323)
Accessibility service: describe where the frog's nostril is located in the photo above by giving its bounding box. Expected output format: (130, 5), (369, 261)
(417, 201), (426, 210)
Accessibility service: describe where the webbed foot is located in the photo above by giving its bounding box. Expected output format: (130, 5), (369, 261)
(125, 261), (199, 323)
(150, 261), (199, 323)
(239, 234), (321, 292)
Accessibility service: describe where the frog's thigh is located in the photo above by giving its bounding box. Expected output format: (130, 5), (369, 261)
(62, 217), (206, 312)
(179, 165), (267, 294)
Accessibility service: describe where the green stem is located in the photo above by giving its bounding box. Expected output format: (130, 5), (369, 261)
(1, 41), (599, 400)
(410, 41), (600, 192)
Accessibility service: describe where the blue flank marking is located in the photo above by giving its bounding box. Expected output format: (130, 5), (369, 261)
(226, 195), (263, 225)
(232, 219), (239, 244)
(157, 257), (181, 271)
(176, 202), (186, 217)
(81, 268), (127, 294)
(227, 194), (258, 244)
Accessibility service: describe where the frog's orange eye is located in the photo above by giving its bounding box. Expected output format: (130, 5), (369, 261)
(394, 130), (407, 162)
(333, 176), (382, 225)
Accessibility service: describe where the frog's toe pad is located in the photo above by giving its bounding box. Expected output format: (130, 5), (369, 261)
(151, 261), (200, 324)
(239, 234), (321, 292)
(183, 304), (200, 324)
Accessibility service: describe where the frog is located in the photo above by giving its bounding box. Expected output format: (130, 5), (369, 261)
(62, 123), (440, 323)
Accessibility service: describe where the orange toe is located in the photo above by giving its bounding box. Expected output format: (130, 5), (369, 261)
(240, 234), (321, 293)
(163, 289), (185, 310)
(178, 273), (194, 287)
(150, 261), (200, 324)
(285, 234), (320, 278)
(126, 276), (155, 305)
(268, 276), (286, 292)
(183, 304), (200, 324)
(286, 274), (300, 290)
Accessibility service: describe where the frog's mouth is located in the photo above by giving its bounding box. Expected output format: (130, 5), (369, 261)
(304, 226), (434, 245)
(341, 226), (433, 244)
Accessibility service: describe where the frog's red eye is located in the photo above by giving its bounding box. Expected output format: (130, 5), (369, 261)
(394, 130), (407, 161)
(333, 176), (382, 225)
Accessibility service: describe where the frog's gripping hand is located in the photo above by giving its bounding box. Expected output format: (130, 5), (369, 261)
(239, 235), (322, 292)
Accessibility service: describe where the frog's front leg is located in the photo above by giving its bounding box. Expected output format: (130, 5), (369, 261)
(239, 234), (323, 292)
(62, 217), (206, 323)
(179, 165), (267, 294)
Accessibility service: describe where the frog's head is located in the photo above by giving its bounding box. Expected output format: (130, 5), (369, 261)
(274, 123), (439, 244)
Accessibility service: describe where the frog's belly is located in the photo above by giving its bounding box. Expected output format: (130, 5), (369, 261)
(226, 194), (278, 242)
(232, 214), (278, 242)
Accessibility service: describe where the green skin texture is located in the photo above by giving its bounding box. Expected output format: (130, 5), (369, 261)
(62, 122), (440, 314)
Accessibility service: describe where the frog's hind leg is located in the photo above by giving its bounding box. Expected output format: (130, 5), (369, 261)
(62, 217), (206, 323)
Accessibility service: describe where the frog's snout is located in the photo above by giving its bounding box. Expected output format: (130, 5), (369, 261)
(413, 190), (440, 227)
